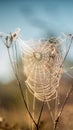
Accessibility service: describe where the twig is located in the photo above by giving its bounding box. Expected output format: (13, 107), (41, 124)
(53, 85), (73, 130)
(61, 38), (72, 67)
(17, 78), (37, 126)
(7, 48), (37, 127)
(37, 101), (44, 126)
(36, 125), (39, 130)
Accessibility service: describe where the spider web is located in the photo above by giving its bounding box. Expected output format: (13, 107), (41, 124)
(0, 31), (73, 130)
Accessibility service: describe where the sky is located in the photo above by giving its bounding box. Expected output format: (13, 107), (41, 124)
(0, 0), (73, 83)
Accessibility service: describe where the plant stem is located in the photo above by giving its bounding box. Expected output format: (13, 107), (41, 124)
(53, 85), (73, 130)
(37, 101), (44, 126)
(7, 48), (37, 127)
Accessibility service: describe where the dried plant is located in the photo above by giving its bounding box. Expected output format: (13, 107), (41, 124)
(0, 30), (73, 130)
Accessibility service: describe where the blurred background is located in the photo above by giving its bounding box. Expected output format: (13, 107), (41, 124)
(0, 0), (73, 130)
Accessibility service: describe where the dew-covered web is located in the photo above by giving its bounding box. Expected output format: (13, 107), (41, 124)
(20, 39), (63, 102)
(0, 30), (73, 130)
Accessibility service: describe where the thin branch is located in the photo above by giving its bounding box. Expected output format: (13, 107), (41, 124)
(53, 85), (73, 130)
(35, 125), (38, 130)
(7, 48), (37, 127)
(17, 78), (37, 126)
(37, 101), (44, 126)
(61, 39), (72, 67)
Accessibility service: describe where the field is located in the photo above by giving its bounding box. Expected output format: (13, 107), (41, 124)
(0, 75), (73, 130)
